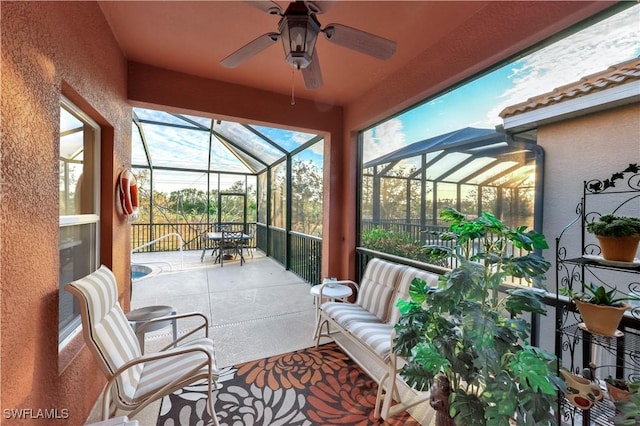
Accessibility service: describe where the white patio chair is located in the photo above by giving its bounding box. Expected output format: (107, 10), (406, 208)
(65, 265), (220, 425)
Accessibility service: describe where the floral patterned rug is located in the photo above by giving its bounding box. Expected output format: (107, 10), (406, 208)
(157, 342), (419, 426)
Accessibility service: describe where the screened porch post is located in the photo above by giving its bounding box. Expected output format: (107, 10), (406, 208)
(420, 154), (427, 237)
(372, 165), (380, 224)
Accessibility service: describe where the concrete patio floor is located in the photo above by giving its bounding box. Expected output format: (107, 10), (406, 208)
(87, 249), (434, 425)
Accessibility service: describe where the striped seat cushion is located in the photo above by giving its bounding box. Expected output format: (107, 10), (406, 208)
(66, 265), (144, 399)
(356, 258), (406, 322)
(133, 337), (217, 402)
(321, 302), (393, 360)
(321, 301), (381, 327)
(347, 321), (394, 361)
(386, 267), (441, 325)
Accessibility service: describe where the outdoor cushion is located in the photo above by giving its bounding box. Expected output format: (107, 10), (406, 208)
(386, 267), (441, 325)
(356, 258), (405, 322)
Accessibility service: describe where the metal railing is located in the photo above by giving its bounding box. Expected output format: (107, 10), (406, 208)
(290, 231), (322, 285)
(132, 222), (257, 252)
(132, 232), (185, 270)
(255, 223), (322, 285)
(361, 219), (448, 244)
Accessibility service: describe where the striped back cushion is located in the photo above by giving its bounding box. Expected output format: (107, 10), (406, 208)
(65, 265), (142, 400)
(356, 258), (406, 322)
(386, 267), (441, 325)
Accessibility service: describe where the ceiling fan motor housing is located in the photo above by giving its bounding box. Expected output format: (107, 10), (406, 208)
(278, 2), (321, 69)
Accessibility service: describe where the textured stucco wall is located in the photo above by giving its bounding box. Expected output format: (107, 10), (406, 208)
(1, 2), (130, 423)
(541, 103), (640, 254)
(536, 103), (640, 353)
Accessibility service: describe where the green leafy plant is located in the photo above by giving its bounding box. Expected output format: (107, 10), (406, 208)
(394, 207), (563, 426)
(560, 282), (639, 307)
(361, 227), (447, 266)
(586, 214), (640, 237)
(612, 380), (640, 425)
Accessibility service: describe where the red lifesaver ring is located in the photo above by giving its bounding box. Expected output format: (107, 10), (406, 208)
(119, 169), (140, 223)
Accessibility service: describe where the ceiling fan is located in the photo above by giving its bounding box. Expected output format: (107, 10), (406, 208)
(220, 1), (397, 90)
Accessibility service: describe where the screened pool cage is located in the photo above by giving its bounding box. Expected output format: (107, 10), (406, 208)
(131, 107), (325, 284)
(130, 108), (542, 282)
(360, 126), (543, 257)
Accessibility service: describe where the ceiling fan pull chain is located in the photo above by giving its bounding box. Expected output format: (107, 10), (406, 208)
(290, 68), (296, 105)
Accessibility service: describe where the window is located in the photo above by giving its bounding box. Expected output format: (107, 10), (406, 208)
(59, 97), (100, 346)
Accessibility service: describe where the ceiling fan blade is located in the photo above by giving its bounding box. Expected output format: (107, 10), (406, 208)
(244, 1), (282, 15)
(220, 33), (280, 68)
(322, 23), (397, 60)
(302, 49), (323, 89)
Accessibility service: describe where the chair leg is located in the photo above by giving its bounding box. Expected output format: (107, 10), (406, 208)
(207, 370), (220, 426)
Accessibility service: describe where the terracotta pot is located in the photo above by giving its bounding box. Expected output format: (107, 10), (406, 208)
(606, 381), (631, 402)
(575, 299), (629, 336)
(596, 234), (640, 262)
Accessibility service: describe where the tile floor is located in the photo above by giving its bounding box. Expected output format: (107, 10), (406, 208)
(86, 249), (434, 425)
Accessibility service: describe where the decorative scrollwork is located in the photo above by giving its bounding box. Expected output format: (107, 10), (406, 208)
(585, 163), (639, 194)
(556, 165), (639, 426)
(583, 243), (601, 257)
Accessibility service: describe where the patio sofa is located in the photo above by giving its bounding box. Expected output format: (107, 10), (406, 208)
(315, 257), (442, 420)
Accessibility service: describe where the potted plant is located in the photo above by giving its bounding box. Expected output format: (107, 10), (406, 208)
(611, 380), (640, 425)
(605, 376), (632, 403)
(561, 282), (637, 336)
(394, 208), (563, 426)
(586, 214), (640, 262)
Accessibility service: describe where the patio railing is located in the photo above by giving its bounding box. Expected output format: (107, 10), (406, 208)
(255, 223), (322, 286)
(132, 221), (323, 286)
(131, 222), (257, 252)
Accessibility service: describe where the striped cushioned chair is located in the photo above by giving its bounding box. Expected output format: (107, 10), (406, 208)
(65, 265), (220, 425)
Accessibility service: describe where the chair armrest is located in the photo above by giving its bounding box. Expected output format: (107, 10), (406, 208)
(112, 343), (214, 377)
(102, 343), (215, 419)
(133, 312), (209, 350)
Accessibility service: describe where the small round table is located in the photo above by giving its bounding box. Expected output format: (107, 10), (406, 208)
(310, 281), (353, 339)
(126, 305), (178, 352)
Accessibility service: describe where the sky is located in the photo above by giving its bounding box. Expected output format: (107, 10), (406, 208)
(363, 4), (640, 163)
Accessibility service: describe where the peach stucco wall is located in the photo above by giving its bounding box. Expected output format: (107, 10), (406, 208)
(1, 2), (130, 424)
(534, 103), (640, 353)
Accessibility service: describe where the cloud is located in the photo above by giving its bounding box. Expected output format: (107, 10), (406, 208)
(486, 6), (640, 124)
(362, 118), (406, 163)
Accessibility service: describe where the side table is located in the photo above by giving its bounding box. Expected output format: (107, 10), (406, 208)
(126, 305), (178, 353)
(310, 280), (354, 339)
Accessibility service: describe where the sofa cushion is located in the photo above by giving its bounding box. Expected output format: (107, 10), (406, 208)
(347, 321), (395, 361)
(321, 301), (381, 327)
(386, 267), (441, 325)
(356, 258), (406, 322)
(321, 302), (394, 361)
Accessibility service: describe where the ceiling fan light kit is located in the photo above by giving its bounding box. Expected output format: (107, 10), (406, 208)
(221, 1), (397, 91)
(278, 1), (320, 70)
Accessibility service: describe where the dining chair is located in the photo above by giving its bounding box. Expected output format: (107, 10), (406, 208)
(65, 265), (220, 425)
(219, 230), (245, 267)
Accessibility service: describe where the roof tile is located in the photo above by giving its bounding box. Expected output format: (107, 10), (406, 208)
(500, 57), (640, 118)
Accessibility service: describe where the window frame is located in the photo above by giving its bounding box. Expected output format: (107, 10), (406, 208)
(58, 95), (101, 348)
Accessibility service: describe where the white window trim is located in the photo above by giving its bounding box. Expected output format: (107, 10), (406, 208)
(59, 96), (101, 348)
